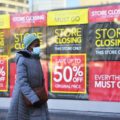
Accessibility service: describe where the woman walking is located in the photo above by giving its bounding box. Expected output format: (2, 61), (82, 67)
(6, 34), (49, 120)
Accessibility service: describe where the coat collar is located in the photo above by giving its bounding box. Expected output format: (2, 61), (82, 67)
(17, 49), (40, 59)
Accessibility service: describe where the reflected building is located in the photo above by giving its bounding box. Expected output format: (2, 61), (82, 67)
(32, 0), (120, 12)
(81, 0), (120, 6)
(0, 0), (29, 14)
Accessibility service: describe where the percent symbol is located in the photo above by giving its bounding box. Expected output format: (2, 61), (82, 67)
(0, 67), (5, 76)
(73, 66), (83, 76)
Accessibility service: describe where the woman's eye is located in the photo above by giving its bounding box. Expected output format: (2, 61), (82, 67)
(35, 45), (39, 47)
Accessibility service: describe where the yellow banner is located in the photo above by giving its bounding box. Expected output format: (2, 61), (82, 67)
(47, 9), (88, 26)
(0, 15), (10, 29)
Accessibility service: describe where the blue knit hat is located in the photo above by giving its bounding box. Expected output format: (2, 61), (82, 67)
(23, 34), (38, 48)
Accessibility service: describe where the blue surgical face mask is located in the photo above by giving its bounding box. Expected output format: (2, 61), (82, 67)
(32, 47), (40, 55)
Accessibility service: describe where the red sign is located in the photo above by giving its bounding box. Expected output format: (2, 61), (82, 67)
(51, 54), (87, 93)
(10, 61), (48, 97)
(41, 60), (48, 93)
(89, 5), (120, 23)
(10, 12), (47, 28)
(0, 56), (8, 91)
(10, 63), (16, 97)
(89, 61), (120, 102)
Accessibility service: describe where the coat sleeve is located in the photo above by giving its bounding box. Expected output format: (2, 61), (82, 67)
(16, 57), (40, 104)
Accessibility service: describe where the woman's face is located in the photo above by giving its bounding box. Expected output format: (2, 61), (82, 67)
(30, 39), (40, 48)
(28, 39), (40, 52)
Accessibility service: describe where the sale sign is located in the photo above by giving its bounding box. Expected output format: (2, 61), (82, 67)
(47, 25), (87, 53)
(10, 12), (47, 28)
(10, 27), (46, 51)
(88, 22), (120, 61)
(89, 61), (120, 102)
(0, 30), (10, 55)
(89, 5), (120, 23)
(51, 54), (87, 93)
(0, 56), (8, 91)
(47, 9), (88, 26)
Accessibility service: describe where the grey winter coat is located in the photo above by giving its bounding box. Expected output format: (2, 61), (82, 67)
(6, 49), (49, 120)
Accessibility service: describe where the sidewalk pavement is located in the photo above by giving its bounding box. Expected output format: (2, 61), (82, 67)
(1, 109), (120, 120)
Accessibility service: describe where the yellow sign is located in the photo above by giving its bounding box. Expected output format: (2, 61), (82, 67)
(0, 15), (10, 29)
(47, 9), (88, 26)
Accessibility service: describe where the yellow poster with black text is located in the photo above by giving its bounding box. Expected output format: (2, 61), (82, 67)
(10, 27), (46, 52)
(0, 29), (10, 55)
(47, 25), (88, 54)
(88, 22), (120, 61)
(47, 9), (88, 26)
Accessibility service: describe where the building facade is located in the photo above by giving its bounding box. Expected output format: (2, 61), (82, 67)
(31, 0), (120, 11)
(0, 0), (29, 14)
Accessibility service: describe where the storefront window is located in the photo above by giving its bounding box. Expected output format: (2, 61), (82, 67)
(1, 0), (120, 105)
